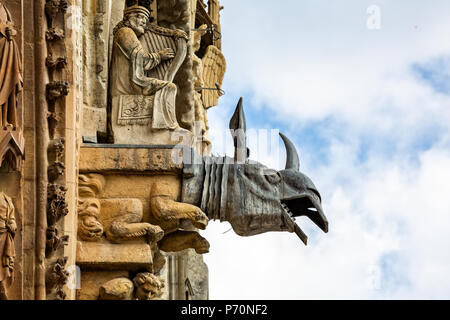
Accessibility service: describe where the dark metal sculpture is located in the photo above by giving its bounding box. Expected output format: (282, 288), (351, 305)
(182, 98), (328, 245)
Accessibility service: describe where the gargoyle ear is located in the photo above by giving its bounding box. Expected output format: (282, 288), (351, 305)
(280, 133), (300, 171)
(229, 97), (250, 162)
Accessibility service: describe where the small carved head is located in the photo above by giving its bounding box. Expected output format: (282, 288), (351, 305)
(46, 81), (70, 101)
(48, 161), (65, 183)
(124, 0), (152, 37)
(45, 0), (61, 20)
(133, 272), (165, 300)
(126, 12), (149, 36)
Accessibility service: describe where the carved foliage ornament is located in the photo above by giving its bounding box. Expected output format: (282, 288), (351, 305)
(47, 184), (68, 226)
(46, 55), (68, 71)
(45, 27), (65, 41)
(46, 257), (69, 300)
(45, 0), (68, 26)
(46, 184), (69, 257)
(46, 81), (70, 103)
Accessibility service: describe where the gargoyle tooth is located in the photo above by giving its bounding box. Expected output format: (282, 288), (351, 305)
(281, 203), (293, 217)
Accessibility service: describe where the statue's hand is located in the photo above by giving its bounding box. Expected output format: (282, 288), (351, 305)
(7, 220), (17, 234)
(5, 26), (17, 41)
(2, 256), (13, 269)
(159, 48), (175, 61)
(173, 29), (188, 41)
(7, 258), (14, 270)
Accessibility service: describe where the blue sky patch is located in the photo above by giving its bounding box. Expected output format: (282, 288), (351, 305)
(413, 56), (450, 95)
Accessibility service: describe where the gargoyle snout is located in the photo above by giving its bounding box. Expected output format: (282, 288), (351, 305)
(279, 133), (329, 244)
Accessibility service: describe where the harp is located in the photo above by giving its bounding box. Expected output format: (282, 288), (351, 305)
(141, 24), (188, 82)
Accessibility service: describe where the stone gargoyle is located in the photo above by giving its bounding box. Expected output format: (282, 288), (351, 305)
(152, 98), (328, 253)
(179, 98), (329, 246)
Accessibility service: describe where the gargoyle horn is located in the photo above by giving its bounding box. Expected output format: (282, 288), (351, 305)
(280, 133), (300, 171)
(229, 97), (250, 162)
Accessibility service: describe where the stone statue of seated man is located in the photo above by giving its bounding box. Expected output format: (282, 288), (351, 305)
(109, 1), (189, 145)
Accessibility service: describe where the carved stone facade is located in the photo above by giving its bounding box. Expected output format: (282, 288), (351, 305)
(0, 0), (328, 300)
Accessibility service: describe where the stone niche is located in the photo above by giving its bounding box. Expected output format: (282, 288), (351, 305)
(76, 144), (184, 300)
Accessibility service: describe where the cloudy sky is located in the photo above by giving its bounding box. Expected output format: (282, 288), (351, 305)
(201, 0), (450, 299)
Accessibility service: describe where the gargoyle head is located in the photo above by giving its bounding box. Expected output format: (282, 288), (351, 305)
(225, 98), (328, 245)
(182, 98), (328, 246)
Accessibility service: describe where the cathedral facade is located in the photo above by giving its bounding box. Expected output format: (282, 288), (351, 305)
(0, 0), (327, 300)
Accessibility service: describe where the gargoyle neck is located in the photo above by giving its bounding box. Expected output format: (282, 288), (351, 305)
(200, 156), (231, 221)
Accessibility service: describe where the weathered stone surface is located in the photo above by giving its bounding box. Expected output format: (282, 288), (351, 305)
(81, 107), (107, 141)
(79, 146), (183, 173)
(101, 175), (181, 200)
(77, 271), (129, 300)
(185, 249), (209, 300)
(99, 198), (143, 231)
(99, 277), (134, 300)
(76, 241), (153, 271)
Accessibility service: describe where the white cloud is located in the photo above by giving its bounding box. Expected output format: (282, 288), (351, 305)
(202, 136), (450, 299)
(201, 1), (450, 299)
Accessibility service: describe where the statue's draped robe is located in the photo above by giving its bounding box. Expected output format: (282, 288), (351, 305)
(0, 3), (22, 127)
(0, 193), (15, 288)
(110, 27), (178, 129)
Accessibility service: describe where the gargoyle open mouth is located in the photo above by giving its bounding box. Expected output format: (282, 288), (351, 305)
(278, 133), (329, 246)
(281, 194), (329, 245)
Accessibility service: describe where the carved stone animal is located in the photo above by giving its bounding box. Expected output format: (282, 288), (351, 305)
(151, 181), (210, 254)
(103, 198), (164, 244)
(181, 98), (329, 245)
(78, 174), (164, 244)
(98, 272), (165, 301)
(151, 98), (328, 252)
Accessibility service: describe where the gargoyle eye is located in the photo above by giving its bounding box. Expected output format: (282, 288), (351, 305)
(308, 188), (321, 202)
(264, 169), (281, 184)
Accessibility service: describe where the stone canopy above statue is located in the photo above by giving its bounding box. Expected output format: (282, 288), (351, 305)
(109, 0), (192, 145)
